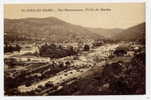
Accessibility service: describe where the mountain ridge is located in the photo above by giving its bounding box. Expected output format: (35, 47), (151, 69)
(4, 17), (145, 43)
(113, 22), (145, 41)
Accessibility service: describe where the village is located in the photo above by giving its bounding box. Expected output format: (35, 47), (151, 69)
(4, 39), (144, 95)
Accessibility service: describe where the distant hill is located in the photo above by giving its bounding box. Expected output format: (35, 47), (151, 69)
(86, 27), (123, 39)
(4, 17), (145, 43)
(4, 17), (104, 43)
(4, 17), (124, 43)
(113, 23), (145, 41)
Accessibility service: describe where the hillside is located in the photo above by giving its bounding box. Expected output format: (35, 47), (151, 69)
(86, 27), (123, 39)
(4, 17), (145, 43)
(113, 23), (145, 41)
(4, 17), (104, 42)
(86, 22), (145, 42)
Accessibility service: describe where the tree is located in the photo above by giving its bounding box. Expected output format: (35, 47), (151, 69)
(84, 44), (90, 51)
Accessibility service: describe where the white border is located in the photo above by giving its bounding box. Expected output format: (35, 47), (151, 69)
(146, 0), (151, 99)
(0, 0), (4, 99)
(4, 0), (146, 3)
(1, 0), (151, 100)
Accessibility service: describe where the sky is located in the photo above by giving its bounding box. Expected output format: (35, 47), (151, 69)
(4, 3), (145, 29)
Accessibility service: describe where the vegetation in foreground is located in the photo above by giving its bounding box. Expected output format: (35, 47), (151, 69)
(50, 50), (145, 95)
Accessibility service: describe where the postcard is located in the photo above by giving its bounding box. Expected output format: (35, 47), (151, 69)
(3, 2), (147, 97)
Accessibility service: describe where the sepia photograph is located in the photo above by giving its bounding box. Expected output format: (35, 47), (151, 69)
(4, 3), (145, 96)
